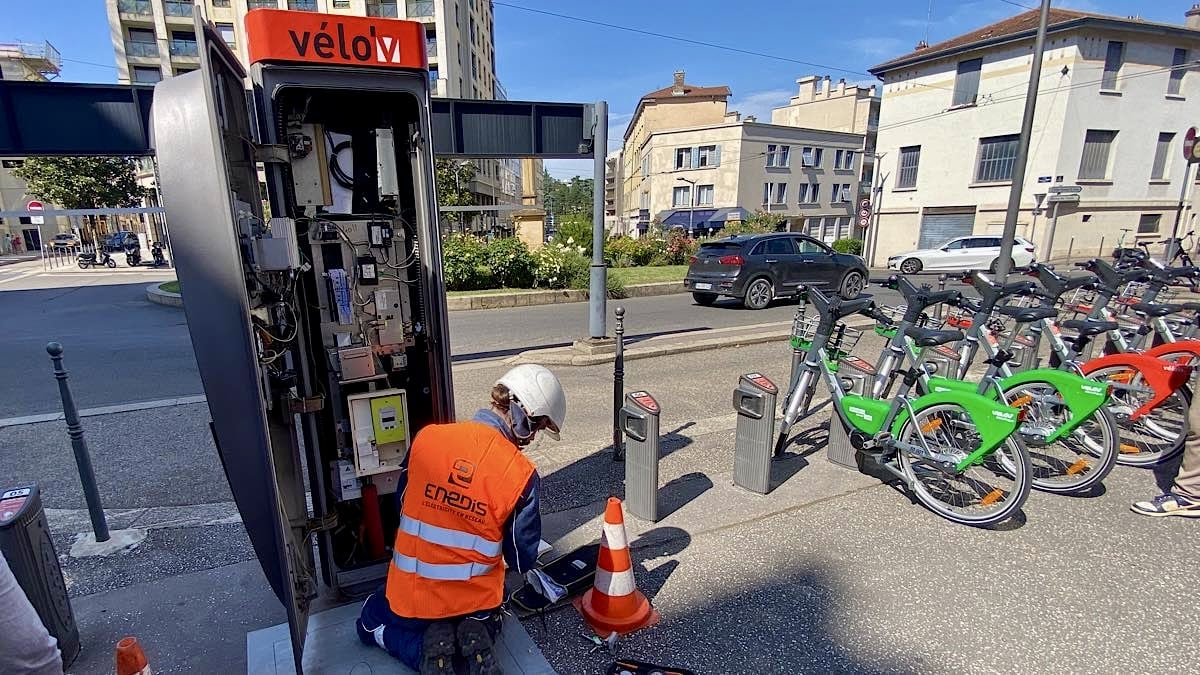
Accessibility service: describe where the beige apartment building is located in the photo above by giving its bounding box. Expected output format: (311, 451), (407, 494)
(868, 7), (1200, 265)
(0, 41), (66, 253)
(618, 71), (864, 241)
(772, 75), (880, 188)
(105, 0), (523, 228)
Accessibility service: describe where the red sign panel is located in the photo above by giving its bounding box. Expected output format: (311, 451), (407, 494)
(1185, 127), (1197, 162)
(629, 391), (659, 414)
(743, 372), (777, 394)
(245, 9), (427, 70)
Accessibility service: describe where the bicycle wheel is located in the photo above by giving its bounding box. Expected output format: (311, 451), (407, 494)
(1003, 381), (1119, 494)
(896, 403), (1031, 527)
(1088, 365), (1189, 466)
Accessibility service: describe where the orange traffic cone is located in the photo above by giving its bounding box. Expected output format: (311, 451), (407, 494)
(574, 497), (660, 635)
(115, 636), (152, 675)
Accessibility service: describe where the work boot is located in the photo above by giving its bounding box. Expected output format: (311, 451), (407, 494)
(457, 617), (501, 675)
(419, 621), (457, 675)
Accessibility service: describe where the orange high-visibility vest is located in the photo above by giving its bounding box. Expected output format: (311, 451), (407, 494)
(385, 421), (535, 619)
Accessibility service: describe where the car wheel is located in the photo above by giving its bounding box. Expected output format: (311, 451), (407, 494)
(989, 258), (999, 273)
(743, 277), (774, 310)
(838, 271), (865, 299)
(900, 258), (923, 275)
(692, 292), (718, 306)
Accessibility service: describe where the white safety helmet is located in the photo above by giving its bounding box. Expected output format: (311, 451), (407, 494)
(497, 364), (566, 440)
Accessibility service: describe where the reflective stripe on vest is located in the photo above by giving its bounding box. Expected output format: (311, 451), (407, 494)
(399, 514), (503, 558)
(392, 551), (495, 581)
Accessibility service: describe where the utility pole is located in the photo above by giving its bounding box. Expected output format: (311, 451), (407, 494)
(995, 0), (1051, 281)
(588, 101), (609, 340)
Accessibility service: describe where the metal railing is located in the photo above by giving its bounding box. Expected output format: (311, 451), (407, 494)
(169, 40), (199, 57)
(288, 0), (317, 10)
(405, 0), (435, 18)
(425, 37), (437, 56)
(368, 2), (399, 17)
(124, 41), (159, 58)
(163, 1), (193, 17)
(117, 0), (152, 15)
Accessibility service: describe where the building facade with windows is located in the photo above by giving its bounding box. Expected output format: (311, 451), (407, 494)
(868, 7), (1200, 263)
(105, 0), (523, 227)
(0, 42), (66, 252)
(771, 75), (880, 189)
(619, 72), (864, 240)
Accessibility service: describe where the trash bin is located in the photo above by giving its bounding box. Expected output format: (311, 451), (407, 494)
(0, 484), (80, 666)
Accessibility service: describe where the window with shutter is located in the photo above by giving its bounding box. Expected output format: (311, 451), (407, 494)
(1168, 48), (1187, 95)
(975, 134), (1020, 182)
(1078, 130), (1116, 180)
(952, 58), (982, 106)
(897, 146), (921, 188)
(1102, 41), (1124, 90)
(1151, 132), (1173, 180)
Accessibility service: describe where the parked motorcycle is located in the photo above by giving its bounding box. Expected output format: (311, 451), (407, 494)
(125, 241), (142, 267)
(150, 242), (168, 268)
(77, 250), (117, 269)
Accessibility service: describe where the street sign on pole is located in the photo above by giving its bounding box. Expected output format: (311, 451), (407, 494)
(857, 198), (872, 229)
(1046, 194), (1080, 204)
(27, 200), (44, 225)
(1048, 185), (1082, 194)
(1037, 176), (1051, 183)
(1033, 193), (1046, 207)
(1184, 127), (1197, 162)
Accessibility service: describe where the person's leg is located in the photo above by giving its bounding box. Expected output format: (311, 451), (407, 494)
(456, 610), (503, 675)
(356, 592), (426, 670)
(0, 555), (63, 675)
(1132, 391), (1200, 517)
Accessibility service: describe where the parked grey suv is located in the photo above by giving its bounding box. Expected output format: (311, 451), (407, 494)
(684, 233), (868, 309)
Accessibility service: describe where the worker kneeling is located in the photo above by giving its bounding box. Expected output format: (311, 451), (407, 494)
(357, 364), (566, 675)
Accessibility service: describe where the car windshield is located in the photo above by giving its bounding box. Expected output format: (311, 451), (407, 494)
(698, 242), (743, 255)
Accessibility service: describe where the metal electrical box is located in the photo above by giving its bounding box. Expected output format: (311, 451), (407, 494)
(620, 391), (661, 522)
(733, 373), (778, 494)
(0, 484), (80, 666)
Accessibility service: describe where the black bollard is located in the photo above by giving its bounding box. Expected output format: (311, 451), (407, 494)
(936, 274), (948, 321)
(46, 342), (109, 542)
(613, 306), (625, 461)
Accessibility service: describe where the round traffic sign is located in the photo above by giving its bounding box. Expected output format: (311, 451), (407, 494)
(27, 199), (44, 225)
(858, 216), (870, 228)
(1185, 127), (1198, 162)
(858, 207), (871, 218)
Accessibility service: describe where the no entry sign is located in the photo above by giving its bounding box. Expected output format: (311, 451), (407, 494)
(26, 199), (44, 225)
(1185, 127), (1198, 163)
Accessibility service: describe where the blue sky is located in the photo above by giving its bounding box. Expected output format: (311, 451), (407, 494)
(1, 0), (1190, 178)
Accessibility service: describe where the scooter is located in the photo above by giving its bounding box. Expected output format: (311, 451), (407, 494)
(77, 250), (117, 269)
(150, 242), (169, 268)
(125, 242), (142, 267)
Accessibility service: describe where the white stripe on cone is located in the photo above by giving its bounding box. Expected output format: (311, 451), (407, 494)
(593, 567), (637, 597)
(601, 521), (628, 551)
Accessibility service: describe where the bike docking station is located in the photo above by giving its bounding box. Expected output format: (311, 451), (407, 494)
(733, 373), (778, 494)
(620, 391), (662, 521)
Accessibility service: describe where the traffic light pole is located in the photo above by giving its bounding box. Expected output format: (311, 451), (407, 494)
(995, 0), (1051, 281)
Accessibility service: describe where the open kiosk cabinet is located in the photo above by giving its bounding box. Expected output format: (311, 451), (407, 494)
(151, 9), (452, 667)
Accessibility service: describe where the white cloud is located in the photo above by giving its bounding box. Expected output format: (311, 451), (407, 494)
(727, 89), (793, 122)
(849, 36), (909, 59)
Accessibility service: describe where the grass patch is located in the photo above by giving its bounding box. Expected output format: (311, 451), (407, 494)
(447, 287), (546, 297)
(160, 280), (180, 294)
(610, 265), (687, 285)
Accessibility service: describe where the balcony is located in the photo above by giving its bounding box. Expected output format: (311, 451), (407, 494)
(169, 40), (199, 57)
(247, 0), (278, 9)
(405, 1), (435, 18)
(163, 1), (193, 17)
(425, 37), (437, 57)
(288, 0), (317, 10)
(367, 3), (399, 17)
(124, 41), (159, 58)
(117, 0), (152, 16)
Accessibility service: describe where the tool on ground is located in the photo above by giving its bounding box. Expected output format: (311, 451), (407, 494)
(733, 372), (778, 494)
(115, 635), (151, 675)
(574, 498), (660, 635)
(507, 543), (601, 617)
(620, 392), (661, 521)
(581, 631), (618, 655)
(606, 658), (696, 675)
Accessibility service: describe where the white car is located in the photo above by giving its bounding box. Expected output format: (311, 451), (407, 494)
(887, 236), (1036, 275)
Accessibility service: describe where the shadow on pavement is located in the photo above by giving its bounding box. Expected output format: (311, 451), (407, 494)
(656, 472), (713, 521)
(449, 327), (713, 363)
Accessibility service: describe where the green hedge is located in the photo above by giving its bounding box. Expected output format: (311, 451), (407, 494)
(832, 238), (864, 255)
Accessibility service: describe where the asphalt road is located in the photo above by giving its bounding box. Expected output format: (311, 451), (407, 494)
(0, 264), (909, 417)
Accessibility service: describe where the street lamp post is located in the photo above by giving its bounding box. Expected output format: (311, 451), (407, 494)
(676, 176), (696, 235)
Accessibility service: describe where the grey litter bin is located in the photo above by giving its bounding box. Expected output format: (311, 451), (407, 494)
(620, 391), (661, 522)
(733, 373), (777, 494)
(0, 484), (80, 666)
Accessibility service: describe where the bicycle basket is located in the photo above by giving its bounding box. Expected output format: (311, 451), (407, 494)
(791, 315), (862, 359)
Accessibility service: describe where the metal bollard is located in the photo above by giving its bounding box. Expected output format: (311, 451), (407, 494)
(1066, 236), (1074, 265)
(620, 391), (660, 522)
(733, 373), (778, 494)
(935, 274), (948, 320)
(1097, 236), (1104, 261)
(612, 306), (625, 462)
(46, 343), (109, 542)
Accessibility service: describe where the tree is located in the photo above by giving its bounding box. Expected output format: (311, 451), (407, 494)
(723, 210), (783, 235)
(435, 159), (476, 230)
(14, 156), (148, 240)
(540, 169), (593, 221)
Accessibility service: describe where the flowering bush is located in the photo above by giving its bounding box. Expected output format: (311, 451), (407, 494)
(441, 233), (494, 291)
(665, 228), (699, 265)
(532, 239), (589, 289)
(484, 236), (536, 288)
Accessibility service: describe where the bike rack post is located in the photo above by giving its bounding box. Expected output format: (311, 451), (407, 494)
(1067, 236), (1075, 264)
(612, 306), (625, 461)
(1097, 236), (1104, 261)
(620, 391), (660, 521)
(733, 373), (778, 494)
(935, 274), (948, 320)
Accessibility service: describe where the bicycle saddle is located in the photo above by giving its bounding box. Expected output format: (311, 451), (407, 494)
(1059, 319), (1119, 337)
(1129, 302), (1184, 318)
(995, 305), (1059, 323)
(1181, 302), (1200, 312)
(904, 325), (965, 347)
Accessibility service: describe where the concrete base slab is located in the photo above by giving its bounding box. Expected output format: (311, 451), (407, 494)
(572, 337), (616, 355)
(69, 528), (147, 557)
(246, 601), (556, 674)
